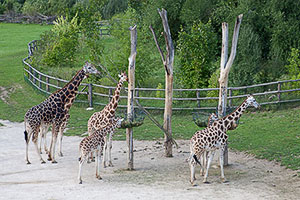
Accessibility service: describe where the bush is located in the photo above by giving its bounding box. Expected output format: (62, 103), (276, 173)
(39, 15), (80, 69)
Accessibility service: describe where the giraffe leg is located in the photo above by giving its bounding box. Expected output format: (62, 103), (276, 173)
(203, 151), (215, 184)
(200, 151), (206, 176)
(32, 128), (46, 164)
(58, 129), (64, 157)
(43, 129), (49, 154)
(219, 148), (227, 183)
(58, 115), (69, 157)
(78, 153), (87, 184)
(25, 129), (32, 164)
(39, 130), (43, 154)
(102, 137), (108, 168)
(48, 124), (59, 163)
(189, 155), (196, 185)
(96, 146), (102, 180)
(107, 132), (113, 167)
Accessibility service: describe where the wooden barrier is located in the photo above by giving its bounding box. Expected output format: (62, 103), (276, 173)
(23, 40), (300, 111)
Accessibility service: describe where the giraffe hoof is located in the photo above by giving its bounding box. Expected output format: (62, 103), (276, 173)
(96, 175), (102, 180)
(26, 161), (31, 165)
(221, 178), (228, 183)
(41, 160), (46, 164)
(58, 152), (63, 157)
(79, 180), (82, 184)
(51, 160), (57, 164)
(108, 162), (114, 167)
(203, 180), (210, 184)
(190, 181), (197, 186)
(47, 157), (52, 161)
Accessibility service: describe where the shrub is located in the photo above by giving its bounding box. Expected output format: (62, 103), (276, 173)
(40, 15), (80, 69)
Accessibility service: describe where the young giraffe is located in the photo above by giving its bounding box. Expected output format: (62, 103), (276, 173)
(24, 62), (99, 164)
(78, 117), (123, 184)
(198, 113), (238, 177)
(189, 95), (259, 185)
(87, 72), (128, 167)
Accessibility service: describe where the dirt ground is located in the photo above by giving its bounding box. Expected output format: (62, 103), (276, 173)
(0, 120), (299, 200)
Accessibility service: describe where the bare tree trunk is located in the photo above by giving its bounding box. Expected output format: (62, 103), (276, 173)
(218, 14), (243, 166)
(150, 8), (175, 157)
(126, 25), (137, 170)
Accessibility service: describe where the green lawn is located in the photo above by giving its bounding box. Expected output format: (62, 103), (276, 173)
(0, 23), (299, 171)
(0, 23), (52, 121)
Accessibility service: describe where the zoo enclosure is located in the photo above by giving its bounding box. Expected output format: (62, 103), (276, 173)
(23, 40), (300, 111)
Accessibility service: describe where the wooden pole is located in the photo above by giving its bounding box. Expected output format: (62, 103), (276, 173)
(88, 83), (93, 108)
(218, 14), (243, 166)
(46, 77), (50, 92)
(150, 8), (175, 157)
(126, 25), (137, 170)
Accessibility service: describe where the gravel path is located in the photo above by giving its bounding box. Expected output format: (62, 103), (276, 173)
(0, 120), (299, 200)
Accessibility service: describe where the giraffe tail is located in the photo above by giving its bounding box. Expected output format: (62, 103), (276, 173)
(193, 154), (201, 166)
(24, 130), (28, 142)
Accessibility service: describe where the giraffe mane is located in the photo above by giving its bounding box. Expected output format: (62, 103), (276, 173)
(50, 68), (84, 96)
(221, 97), (248, 120)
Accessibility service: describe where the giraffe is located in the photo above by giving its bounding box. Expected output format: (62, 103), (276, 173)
(87, 72), (128, 167)
(78, 117), (123, 184)
(198, 113), (238, 177)
(189, 95), (259, 185)
(24, 62), (99, 164)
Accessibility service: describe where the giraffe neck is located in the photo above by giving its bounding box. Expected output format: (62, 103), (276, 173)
(104, 80), (124, 117)
(222, 99), (249, 130)
(53, 68), (86, 109)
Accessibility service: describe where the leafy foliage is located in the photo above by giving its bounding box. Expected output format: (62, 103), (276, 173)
(177, 20), (218, 88)
(38, 15), (80, 69)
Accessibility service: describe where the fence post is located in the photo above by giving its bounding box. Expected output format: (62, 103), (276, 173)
(109, 88), (113, 102)
(39, 74), (42, 89)
(29, 66), (32, 81)
(196, 90), (200, 108)
(33, 70), (37, 84)
(228, 89), (232, 108)
(136, 90), (139, 104)
(88, 83), (93, 108)
(46, 77), (50, 92)
(277, 82), (281, 102)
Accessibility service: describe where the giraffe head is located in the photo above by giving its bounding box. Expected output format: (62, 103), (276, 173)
(246, 95), (260, 108)
(208, 113), (218, 126)
(115, 117), (124, 128)
(83, 62), (100, 76)
(118, 72), (128, 82)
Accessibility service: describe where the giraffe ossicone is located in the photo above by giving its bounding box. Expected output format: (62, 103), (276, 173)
(189, 95), (259, 185)
(24, 62), (99, 164)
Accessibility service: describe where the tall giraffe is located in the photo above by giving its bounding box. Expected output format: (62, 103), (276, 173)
(87, 72), (128, 167)
(189, 95), (259, 184)
(24, 62), (99, 164)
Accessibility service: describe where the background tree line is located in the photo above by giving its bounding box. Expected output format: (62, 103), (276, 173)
(3, 0), (300, 90)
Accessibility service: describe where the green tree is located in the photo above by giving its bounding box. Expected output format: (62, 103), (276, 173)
(177, 20), (218, 88)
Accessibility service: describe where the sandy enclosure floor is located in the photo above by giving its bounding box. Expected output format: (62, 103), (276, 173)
(0, 119), (299, 200)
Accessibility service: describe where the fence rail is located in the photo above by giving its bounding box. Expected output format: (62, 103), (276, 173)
(23, 40), (300, 111)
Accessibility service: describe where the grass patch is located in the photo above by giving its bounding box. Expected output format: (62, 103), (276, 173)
(0, 23), (52, 122)
(228, 108), (300, 170)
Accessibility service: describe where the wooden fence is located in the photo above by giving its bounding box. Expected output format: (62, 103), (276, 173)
(23, 40), (300, 111)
